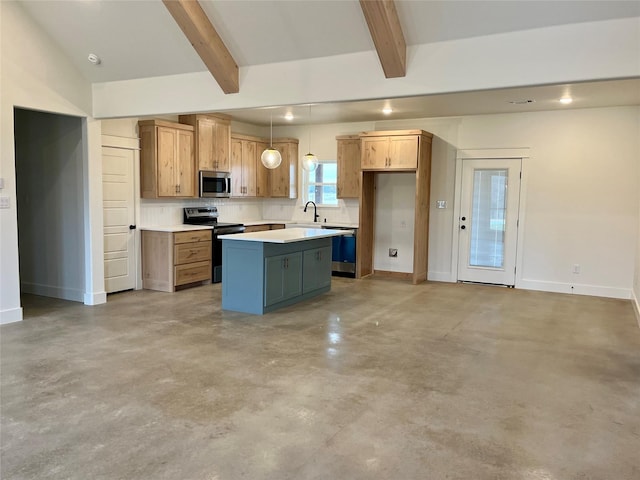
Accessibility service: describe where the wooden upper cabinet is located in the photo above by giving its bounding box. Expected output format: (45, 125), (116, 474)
(271, 139), (298, 199)
(139, 120), (195, 199)
(230, 134), (263, 197)
(179, 113), (231, 172)
(230, 137), (244, 196)
(255, 141), (270, 198)
(360, 130), (422, 170)
(336, 135), (361, 198)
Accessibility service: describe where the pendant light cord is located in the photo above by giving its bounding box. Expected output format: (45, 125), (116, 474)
(308, 104), (312, 153)
(270, 113), (274, 148)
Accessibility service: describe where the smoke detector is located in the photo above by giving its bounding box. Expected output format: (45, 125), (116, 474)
(87, 53), (101, 65)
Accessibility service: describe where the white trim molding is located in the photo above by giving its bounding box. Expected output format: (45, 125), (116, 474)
(428, 271), (456, 282)
(633, 290), (640, 329)
(0, 307), (23, 325)
(456, 148), (530, 160)
(84, 291), (107, 306)
(21, 282), (85, 303)
(101, 134), (140, 150)
(518, 278), (632, 300)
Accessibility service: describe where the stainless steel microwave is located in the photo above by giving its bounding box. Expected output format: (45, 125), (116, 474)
(199, 171), (231, 198)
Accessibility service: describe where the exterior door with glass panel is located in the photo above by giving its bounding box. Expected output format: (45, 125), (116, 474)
(458, 159), (521, 286)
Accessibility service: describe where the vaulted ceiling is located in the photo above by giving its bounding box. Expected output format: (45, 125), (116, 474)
(16, 0), (640, 124)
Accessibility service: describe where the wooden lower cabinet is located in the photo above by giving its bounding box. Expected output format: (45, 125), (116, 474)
(142, 229), (212, 292)
(243, 223), (286, 233)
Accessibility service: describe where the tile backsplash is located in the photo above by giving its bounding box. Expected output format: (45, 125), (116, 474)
(140, 197), (359, 226)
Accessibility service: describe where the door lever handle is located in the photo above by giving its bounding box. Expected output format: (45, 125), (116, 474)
(129, 225), (137, 230)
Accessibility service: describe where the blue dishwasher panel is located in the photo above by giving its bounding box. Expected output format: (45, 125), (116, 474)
(332, 236), (342, 261)
(340, 235), (356, 263)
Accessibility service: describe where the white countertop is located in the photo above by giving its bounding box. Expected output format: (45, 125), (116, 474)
(139, 225), (214, 232)
(223, 219), (359, 229)
(219, 227), (353, 243)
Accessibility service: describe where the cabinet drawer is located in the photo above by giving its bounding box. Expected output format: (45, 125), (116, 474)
(174, 230), (211, 244)
(174, 241), (211, 265)
(174, 261), (211, 286)
(244, 225), (271, 233)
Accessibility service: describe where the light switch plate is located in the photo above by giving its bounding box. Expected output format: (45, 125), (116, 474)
(436, 200), (447, 209)
(0, 196), (10, 209)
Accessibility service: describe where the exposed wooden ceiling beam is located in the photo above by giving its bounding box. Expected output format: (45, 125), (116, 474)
(359, 0), (406, 78)
(162, 0), (239, 94)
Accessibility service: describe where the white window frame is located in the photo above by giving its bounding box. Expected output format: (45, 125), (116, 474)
(302, 159), (339, 207)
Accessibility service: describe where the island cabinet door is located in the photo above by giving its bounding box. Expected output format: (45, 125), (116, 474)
(264, 252), (303, 307)
(302, 246), (332, 293)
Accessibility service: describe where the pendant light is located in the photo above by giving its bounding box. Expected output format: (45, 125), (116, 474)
(261, 112), (282, 169)
(302, 104), (318, 172)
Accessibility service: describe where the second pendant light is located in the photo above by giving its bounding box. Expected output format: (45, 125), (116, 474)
(302, 104), (318, 172)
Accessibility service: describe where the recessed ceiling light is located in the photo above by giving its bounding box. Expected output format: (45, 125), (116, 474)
(559, 97), (573, 105)
(382, 107), (393, 115)
(87, 53), (101, 65)
(284, 112), (294, 121)
(508, 99), (535, 105)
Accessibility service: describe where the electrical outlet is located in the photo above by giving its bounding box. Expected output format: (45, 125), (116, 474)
(436, 200), (447, 209)
(389, 248), (398, 257)
(573, 264), (581, 274)
(0, 196), (9, 209)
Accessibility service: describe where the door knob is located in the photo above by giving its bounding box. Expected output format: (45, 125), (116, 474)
(461, 225), (466, 230)
(461, 216), (466, 221)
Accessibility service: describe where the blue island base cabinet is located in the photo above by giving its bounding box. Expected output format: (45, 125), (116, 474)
(222, 237), (332, 314)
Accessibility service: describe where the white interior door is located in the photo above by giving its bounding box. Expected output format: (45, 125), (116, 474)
(457, 159), (521, 286)
(102, 146), (136, 293)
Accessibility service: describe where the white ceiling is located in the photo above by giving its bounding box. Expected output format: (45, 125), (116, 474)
(17, 0), (640, 125)
(220, 79), (640, 125)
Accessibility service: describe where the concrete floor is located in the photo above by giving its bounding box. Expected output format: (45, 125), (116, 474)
(1, 278), (639, 480)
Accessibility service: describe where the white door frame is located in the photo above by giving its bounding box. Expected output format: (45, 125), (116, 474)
(452, 148), (530, 287)
(101, 134), (142, 292)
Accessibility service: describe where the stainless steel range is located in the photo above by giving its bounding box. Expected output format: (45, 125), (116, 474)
(183, 207), (245, 283)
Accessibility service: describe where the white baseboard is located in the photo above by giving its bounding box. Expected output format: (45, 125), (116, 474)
(632, 290), (640, 329)
(84, 291), (107, 306)
(517, 279), (631, 300)
(0, 307), (23, 325)
(427, 271), (456, 282)
(20, 282), (84, 303)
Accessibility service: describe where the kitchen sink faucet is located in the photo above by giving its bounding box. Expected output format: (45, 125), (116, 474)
(303, 201), (320, 222)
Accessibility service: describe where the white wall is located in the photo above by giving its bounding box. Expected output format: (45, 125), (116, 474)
(14, 109), (86, 301)
(374, 107), (639, 298)
(0, 1), (104, 324)
(273, 121), (373, 226)
(373, 173), (416, 273)
(634, 108), (640, 320)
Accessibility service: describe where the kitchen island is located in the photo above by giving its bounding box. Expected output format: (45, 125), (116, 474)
(219, 228), (351, 314)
